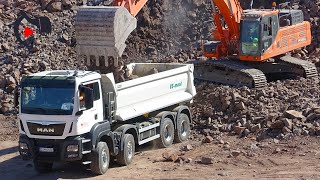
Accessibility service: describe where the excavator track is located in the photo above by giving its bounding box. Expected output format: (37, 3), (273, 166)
(192, 56), (319, 89)
(192, 59), (267, 88)
(278, 55), (319, 79)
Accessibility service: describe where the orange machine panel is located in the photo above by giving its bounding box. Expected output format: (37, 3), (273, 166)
(240, 21), (311, 61)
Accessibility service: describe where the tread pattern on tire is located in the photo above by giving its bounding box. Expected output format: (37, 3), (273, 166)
(117, 134), (135, 166)
(174, 113), (190, 143)
(90, 141), (109, 175)
(156, 118), (175, 148)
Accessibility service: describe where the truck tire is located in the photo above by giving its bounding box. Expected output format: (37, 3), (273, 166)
(33, 160), (53, 173)
(174, 113), (191, 143)
(156, 118), (175, 148)
(116, 134), (135, 166)
(90, 142), (110, 175)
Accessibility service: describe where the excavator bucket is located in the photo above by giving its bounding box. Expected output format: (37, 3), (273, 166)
(75, 6), (137, 67)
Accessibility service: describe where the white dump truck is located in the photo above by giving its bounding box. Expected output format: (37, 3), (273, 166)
(17, 63), (196, 174)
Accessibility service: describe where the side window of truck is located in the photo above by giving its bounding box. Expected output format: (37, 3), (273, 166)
(83, 82), (100, 102)
(93, 82), (100, 101)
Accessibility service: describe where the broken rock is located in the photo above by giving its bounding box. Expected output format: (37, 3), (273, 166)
(200, 156), (213, 165)
(285, 110), (304, 119)
(203, 135), (214, 143)
(162, 150), (179, 162)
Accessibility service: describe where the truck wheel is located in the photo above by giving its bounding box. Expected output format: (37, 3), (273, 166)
(174, 113), (191, 143)
(33, 160), (53, 173)
(156, 118), (175, 148)
(90, 142), (110, 175)
(117, 134), (135, 166)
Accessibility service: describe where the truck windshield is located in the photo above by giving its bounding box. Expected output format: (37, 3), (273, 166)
(240, 21), (260, 56)
(20, 77), (75, 115)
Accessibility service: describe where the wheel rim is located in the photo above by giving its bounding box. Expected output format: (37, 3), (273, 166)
(164, 124), (173, 142)
(181, 119), (188, 137)
(127, 141), (133, 160)
(101, 149), (108, 169)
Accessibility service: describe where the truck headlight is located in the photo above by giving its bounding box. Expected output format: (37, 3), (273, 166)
(67, 145), (79, 152)
(19, 142), (28, 150)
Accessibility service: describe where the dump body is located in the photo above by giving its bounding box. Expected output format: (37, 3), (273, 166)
(101, 63), (196, 121)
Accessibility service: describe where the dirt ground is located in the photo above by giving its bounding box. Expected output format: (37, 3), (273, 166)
(0, 135), (320, 180)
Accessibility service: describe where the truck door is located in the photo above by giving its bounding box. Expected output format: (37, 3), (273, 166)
(81, 81), (104, 122)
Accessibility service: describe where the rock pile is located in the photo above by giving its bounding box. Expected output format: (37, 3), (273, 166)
(191, 78), (320, 139)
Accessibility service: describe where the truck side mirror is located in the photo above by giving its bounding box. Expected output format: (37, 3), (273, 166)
(79, 85), (94, 110)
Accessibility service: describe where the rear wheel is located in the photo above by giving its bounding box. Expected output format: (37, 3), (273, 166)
(33, 160), (53, 173)
(116, 134), (135, 166)
(174, 113), (191, 143)
(90, 142), (109, 175)
(156, 118), (175, 148)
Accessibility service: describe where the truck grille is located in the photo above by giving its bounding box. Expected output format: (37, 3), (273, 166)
(27, 122), (65, 136)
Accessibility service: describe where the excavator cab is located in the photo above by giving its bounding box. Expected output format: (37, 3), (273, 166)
(239, 11), (279, 59)
(239, 9), (310, 61)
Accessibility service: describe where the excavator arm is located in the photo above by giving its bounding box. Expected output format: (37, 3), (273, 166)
(75, 0), (148, 69)
(207, 0), (243, 57)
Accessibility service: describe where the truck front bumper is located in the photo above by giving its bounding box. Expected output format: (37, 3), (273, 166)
(19, 134), (85, 162)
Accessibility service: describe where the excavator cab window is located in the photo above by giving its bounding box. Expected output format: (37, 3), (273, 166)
(240, 20), (260, 56)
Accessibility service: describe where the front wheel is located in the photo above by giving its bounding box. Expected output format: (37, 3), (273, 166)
(174, 113), (191, 143)
(116, 134), (135, 166)
(156, 118), (175, 148)
(90, 142), (110, 175)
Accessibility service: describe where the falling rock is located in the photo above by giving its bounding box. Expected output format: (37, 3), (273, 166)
(285, 110), (304, 119)
(200, 156), (213, 164)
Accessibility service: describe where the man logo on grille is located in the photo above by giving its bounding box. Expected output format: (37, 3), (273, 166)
(37, 128), (55, 133)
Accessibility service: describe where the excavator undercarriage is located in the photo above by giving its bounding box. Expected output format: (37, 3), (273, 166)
(193, 55), (318, 88)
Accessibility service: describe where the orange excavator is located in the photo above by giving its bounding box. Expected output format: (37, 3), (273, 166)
(194, 0), (318, 87)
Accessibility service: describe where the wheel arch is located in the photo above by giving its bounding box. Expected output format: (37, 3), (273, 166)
(90, 121), (116, 155)
(172, 105), (192, 129)
(114, 124), (138, 151)
(155, 111), (175, 127)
